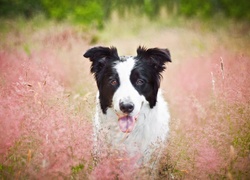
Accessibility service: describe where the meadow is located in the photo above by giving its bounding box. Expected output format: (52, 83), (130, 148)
(0, 15), (249, 179)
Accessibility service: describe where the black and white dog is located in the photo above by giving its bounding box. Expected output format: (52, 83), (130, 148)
(84, 46), (171, 164)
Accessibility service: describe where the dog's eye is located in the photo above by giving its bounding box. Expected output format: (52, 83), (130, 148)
(110, 79), (118, 86)
(136, 79), (144, 86)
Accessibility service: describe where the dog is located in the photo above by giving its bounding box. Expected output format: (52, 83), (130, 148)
(84, 46), (171, 165)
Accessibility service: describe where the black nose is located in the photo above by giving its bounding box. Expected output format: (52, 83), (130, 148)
(119, 102), (134, 114)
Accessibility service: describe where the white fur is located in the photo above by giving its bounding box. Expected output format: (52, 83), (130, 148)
(93, 57), (170, 163)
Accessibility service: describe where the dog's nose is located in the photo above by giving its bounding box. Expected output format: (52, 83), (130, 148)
(119, 102), (134, 114)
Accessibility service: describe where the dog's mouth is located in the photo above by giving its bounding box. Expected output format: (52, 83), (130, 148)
(116, 102), (143, 133)
(118, 115), (137, 133)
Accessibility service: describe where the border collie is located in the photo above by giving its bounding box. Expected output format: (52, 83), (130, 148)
(84, 46), (171, 164)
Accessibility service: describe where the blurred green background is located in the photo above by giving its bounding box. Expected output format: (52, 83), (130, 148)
(0, 0), (249, 27)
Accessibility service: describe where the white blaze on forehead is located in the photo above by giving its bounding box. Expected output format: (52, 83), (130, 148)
(114, 57), (135, 82)
(113, 57), (145, 115)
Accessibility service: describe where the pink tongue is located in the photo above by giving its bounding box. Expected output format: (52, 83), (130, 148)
(118, 116), (136, 133)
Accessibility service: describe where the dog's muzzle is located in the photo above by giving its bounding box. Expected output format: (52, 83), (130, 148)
(117, 101), (143, 133)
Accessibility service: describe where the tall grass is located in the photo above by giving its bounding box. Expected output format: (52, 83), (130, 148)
(0, 23), (94, 178)
(0, 17), (249, 179)
(164, 49), (250, 179)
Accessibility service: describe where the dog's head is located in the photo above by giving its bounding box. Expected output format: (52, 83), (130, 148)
(84, 46), (171, 133)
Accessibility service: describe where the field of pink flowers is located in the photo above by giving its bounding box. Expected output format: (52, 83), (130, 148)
(0, 19), (249, 179)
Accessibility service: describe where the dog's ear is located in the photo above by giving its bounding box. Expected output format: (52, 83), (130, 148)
(83, 46), (119, 74)
(136, 46), (171, 72)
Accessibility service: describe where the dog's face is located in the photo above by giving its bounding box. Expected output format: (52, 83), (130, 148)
(84, 46), (171, 133)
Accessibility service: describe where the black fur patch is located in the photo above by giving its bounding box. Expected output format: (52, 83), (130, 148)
(84, 46), (120, 113)
(134, 46), (171, 107)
